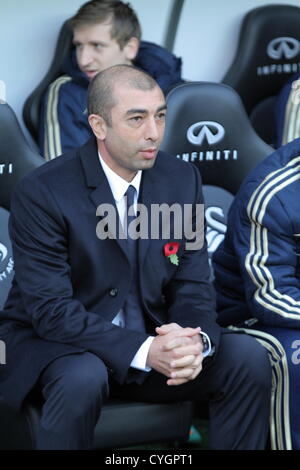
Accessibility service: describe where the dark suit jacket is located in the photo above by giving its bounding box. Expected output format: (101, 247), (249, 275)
(0, 138), (220, 409)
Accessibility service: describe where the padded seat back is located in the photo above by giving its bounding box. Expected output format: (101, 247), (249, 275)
(23, 20), (73, 142)
(0, 102), (44, 211)
(223, 4), (300, 113)
(0, 102), (44, 308)
(160, 82), (273, 195)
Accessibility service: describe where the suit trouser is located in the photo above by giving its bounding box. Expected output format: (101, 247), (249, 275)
(35, 332), (272, 450)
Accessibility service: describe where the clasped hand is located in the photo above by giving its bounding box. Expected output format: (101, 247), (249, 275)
(147, 322), (204, 386)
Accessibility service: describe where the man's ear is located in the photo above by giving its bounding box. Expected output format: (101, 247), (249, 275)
(88, 114), (107, 140)
(123, 37), (139, 61)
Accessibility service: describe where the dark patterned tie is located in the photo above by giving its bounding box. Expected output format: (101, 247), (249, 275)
(123, 185), (145, 332)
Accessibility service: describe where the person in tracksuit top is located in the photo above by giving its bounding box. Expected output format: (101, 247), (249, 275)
(213, 137), (300, 449)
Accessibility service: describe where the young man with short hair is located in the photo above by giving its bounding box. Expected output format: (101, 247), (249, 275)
(39, 0), (183, 160)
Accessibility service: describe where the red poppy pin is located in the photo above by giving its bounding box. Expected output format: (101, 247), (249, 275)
(164, 242), (180, 266)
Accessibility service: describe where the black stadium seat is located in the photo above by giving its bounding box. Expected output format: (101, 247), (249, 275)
(0, 101), (193, 450)
(160, 81), (273, 267)
(222, 4), (300, 144)
(160, 81), (273, 195)
(23, 20), (73, 143)
(0, 101), (44, 211)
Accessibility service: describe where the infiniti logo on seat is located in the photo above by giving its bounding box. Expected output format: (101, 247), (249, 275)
(267, 37), (300, 60)
(186, 121), (225, 146)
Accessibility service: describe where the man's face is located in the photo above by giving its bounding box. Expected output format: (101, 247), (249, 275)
(73, 21), (137, 80)
(93, 84), (167, 181)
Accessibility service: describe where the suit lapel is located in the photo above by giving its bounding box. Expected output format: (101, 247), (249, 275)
(138, 173), (151, 268)
(79, 139), (166, 266)
(138, 167), (163, 268)
(79, 138), (129, 259)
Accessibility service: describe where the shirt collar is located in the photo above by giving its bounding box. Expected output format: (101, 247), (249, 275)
(98, 152), (142, 202)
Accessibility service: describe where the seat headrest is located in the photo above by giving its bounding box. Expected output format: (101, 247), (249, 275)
(0, 103), (44, 210)
(223, 4), (300, 113)
(160, 82), (273, 194)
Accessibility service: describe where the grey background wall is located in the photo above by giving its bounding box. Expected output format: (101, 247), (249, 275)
(173, 0), (300, 81)
(1, 0), (300, 139)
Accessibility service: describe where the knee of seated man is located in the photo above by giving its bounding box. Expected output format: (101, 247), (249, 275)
(51, 352), (109, 404)
(220, 333), (272, 389)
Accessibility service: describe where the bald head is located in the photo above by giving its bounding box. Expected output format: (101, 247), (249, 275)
(87, 64), (160, 125)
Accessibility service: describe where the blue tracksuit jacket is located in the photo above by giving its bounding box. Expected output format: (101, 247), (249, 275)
(213, 138), (300, 329)
(213, 138), (300, 449)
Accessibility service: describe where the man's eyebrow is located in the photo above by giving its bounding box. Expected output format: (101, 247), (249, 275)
(126, 108), (147, 116)
(125, 104), (167, 116)
(72, 40), (108, 46)
(157, 104), (167, 113)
